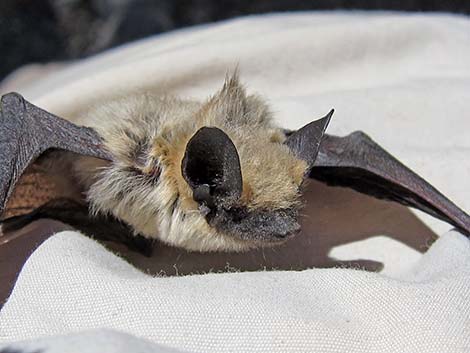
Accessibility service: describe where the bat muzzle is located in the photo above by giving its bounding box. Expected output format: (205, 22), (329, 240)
(206, 206), (301, 242)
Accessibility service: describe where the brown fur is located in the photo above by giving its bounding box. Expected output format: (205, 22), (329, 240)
(71, 74), (307, 252)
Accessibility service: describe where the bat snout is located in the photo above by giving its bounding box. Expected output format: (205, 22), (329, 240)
(272, 222), (301, 239)
(209, 206), (301, 244)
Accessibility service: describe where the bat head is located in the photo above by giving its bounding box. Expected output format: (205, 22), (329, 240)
(83, 75), (332, 252)
(170, 76), (333, 251)
(180, 113), (331, 248)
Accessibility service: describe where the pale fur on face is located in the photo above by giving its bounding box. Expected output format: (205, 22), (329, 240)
(72, 74), (307, 252)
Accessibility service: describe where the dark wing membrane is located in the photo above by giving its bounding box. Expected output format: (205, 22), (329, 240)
(0, 93), (113, 216)
(2, 165), (66, 218)
(310, 131), (470, 236)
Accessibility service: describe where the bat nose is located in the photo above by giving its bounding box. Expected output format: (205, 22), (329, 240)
(275, 222), (301, 239)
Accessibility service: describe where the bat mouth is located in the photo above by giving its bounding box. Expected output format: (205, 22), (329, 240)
(204, 206), (301, 243)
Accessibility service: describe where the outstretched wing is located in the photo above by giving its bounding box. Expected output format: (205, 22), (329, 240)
(310, 131), (470, 235)
(0, 93), (113, 216)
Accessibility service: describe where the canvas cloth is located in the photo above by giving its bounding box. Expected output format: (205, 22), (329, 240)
(0, 330), (186, 353)
(1, 12), (470, 352)
(0, 230), (469, 352)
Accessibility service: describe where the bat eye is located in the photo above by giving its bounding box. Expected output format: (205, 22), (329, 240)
(182, 127), (243, 209)
(133, 142), (149, 169)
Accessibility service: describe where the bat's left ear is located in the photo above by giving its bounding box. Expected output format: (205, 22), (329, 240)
(181, 127), (243, 210)
(284, 109), (334, 169)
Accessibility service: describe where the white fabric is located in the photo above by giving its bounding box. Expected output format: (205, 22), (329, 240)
(1, 12), (470, 352)
(1, 230), (470, 352)
(0, 330), (186, 353)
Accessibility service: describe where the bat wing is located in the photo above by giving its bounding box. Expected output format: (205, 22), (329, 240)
(0, 93), (113, 216)
(310, 131), (470, 236)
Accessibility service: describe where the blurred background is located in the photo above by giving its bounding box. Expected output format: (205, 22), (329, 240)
(1, 0), (470, 81)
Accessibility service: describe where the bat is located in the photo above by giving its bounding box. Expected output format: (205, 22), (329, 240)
(0, 74), (469, 254)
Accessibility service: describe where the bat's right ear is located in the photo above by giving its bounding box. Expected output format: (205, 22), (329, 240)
(285, 109), (334, 170)
(181, 127), (243, 210)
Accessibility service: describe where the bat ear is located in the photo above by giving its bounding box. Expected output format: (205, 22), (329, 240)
(284, 109), (334, 168)
(182, 127), (243, 209)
